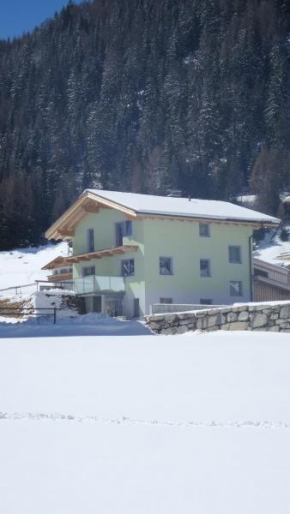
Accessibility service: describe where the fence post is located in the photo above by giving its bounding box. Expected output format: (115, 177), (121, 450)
(53, 308), (57, 324)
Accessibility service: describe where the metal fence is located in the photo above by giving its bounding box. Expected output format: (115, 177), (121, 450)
(0, 280), (74, 296)
(0, 307), (58, 324)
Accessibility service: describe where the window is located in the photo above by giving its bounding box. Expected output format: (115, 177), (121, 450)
(87, 228), (94, 252)
(116, 221), (132, 246)
(254, 268), (268, 278)
(200, 259), (211, 277)
(126, 220), (132, 236)
(82, 266), (95, 277)
(60, 267), (72, 275)
(199, 223), (210, 237)
(230, 281), (243, 296)
(200, 299), (212, 305)
(229, 245), (242, 263)
(159, 257), (173, 275)
(160, 298), (173, 304)
(121, 259), (135, 276)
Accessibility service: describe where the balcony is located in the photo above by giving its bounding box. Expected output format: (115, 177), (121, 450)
(74, 275), (126, 295)
(42, 245), (138, 270)
(48, 272), (73, 282)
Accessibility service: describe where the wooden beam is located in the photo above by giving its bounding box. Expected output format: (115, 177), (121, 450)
(43, 245), (139, 269)
(41, 257), (66, 270)
(82, 202), (100, 213)
(86, 191), (137, 218)
(48, 273), (73, 282)
(58, 229), (74, 238)
(66, 209), (88, 231)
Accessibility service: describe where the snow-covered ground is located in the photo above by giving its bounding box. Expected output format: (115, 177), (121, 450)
(0, 242), (68, 295)
(0, 330), (289, 513)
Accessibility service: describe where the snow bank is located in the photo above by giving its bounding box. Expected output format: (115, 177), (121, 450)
(0, 331), (289, 513)
(32, 290), (78, 319)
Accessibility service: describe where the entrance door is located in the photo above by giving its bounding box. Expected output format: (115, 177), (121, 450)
(105, 298), (123, 317)
(93, 296), (102, 312)
(133, 298), (140, 318)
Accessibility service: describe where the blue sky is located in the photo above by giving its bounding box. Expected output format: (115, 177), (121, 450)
(0, 0), (83, 40)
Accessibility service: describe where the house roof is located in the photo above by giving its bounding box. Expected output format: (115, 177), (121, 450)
(45, 189), (280, 240)
(86, 189), (280, 224)
(254, 257), (290, 275)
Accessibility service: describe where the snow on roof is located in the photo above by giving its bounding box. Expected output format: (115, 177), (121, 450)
(87, 189), (280, 224)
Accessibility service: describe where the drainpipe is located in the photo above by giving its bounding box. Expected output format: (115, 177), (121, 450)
(249, 234), (254, 302)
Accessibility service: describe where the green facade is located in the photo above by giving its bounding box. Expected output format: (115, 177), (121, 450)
(71, 207), (254, 317)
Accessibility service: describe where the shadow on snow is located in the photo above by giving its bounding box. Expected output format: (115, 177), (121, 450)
(0, 318), (154, 338)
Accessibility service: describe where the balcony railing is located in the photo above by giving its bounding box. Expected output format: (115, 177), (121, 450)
(74, 275), (126, 295)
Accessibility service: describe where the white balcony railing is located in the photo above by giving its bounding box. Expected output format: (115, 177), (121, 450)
(74, 275), (125, 295)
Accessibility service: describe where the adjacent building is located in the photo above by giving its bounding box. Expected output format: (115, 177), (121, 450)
(254, 257), (290, 302)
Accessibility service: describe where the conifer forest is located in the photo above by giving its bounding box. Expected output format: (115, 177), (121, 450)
(0, 0), (289, 248)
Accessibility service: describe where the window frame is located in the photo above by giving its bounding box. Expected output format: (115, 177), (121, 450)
(229, 245), (242, 264)
(82, 266), (96, 277)
(230, 280), (243, 297)
(199, 223), (210, 238)
(87, 228), (95, 253)
(121, 258), (135, 277)
(159, 257), (173, 276)
(200, 258), (211, 277)
(115, 221), (133, 246)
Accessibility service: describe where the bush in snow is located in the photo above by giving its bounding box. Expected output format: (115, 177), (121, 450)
(279, 228), (289, 242)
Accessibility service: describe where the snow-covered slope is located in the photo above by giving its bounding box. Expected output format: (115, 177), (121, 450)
(0, 331), (289, 514)
(254, 229), (290, 267)
(0, 242), (69, 294)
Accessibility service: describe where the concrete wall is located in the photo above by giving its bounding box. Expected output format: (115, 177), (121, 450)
(145, 302), (290, 334)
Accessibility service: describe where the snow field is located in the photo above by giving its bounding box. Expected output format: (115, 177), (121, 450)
(0, 331), (290, 513)
(1, 419), (289, 514)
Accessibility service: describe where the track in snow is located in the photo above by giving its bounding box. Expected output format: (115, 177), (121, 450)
(0, 412), (289, 430)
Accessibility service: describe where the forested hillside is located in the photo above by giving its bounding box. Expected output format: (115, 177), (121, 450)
(0, 0), (289, 249)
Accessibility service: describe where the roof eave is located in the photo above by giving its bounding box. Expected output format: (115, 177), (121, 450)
(45, 191), (137, 240)
(137, 211), (280, 227)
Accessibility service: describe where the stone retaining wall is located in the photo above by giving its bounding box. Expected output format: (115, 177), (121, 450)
(145, 302), (290, 335)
